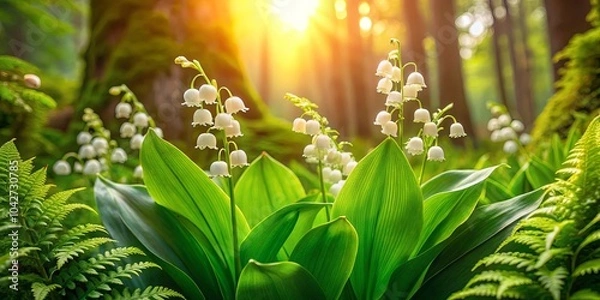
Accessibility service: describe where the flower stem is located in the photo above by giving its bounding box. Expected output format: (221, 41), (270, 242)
(227, 175), (241, 280)
(418, 153), (427, 185)
(317, 159), (331, 221)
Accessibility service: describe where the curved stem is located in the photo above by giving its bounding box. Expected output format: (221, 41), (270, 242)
(317, 159), (331, 221)
(418, 151), (427, 185)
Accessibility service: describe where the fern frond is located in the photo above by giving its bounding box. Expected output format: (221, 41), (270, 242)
(514, 216), (559, 233)
(78, 262), (161, 299)
(534, 248), (573, 269)
(577, 230), (600, 254)
(573, 258), (600, 277)
(474, 252), (537, 270)
(498, 230), (547, 253)
(536, 267), (568, 300)
(53, 224), (107, 249)
(53, 237), (114, 269)
(31, 282), (62, 300)
(39, 188), (88, 223)
(570, 289), (600, 300)
(466, 270), (528, 287)
(449, 283), (525, 300)
(105, 286), (185, 300)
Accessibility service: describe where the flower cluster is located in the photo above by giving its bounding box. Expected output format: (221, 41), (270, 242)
(286, 93), (357, 197)
(176, 56), (249, 177)
(486, 104), (530, 154)
(374, 39), (467, 163)
(53, 85), (160, 180)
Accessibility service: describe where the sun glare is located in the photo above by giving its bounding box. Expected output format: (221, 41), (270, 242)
(272, 0), (320, 31)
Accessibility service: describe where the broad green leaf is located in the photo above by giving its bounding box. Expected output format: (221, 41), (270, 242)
(240, 202), (328, 264)
(413, 189), (543, 299)
(235, 152), (306, 227)
(525, 156), (555, 189)
(508, 163), (530, 195)
(415, 166), (500, 254)
(236, 260), (326, 300)
(483, 178), (513, 204)
(332, 138), (423, 300)
(94, 178), (208, 299)
(140, 130), (250, 283)
(290, 217), (359, 300)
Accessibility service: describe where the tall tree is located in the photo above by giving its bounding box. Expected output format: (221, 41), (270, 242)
(429, 0), (474, 142)
(402, 0), (430, 107)
(487, 0), (511, 110)
(544, 0), (591, 82)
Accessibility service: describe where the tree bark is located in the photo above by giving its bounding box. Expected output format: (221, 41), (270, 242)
(429, 0), (474, 143)
(544, 0), (591, 83)
(487, 0), (511, 110)
(402, 0), (430, 107)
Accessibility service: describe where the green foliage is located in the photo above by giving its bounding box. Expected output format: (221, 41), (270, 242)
(0, 140), (181, 299)
(453, 115), (600, 299)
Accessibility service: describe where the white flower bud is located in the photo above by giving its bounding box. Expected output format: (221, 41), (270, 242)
(519, 133), (531, 145)
(340, 152), (353, 165)
(329, 169), (343, 183)
(315, 134), (331, 150)
(390, 66), (402, 83)
(375, 60), (393, 77)
(325, 149), (342, 165)
(303, 144), (317, 158)
(292, 118), (307, 134)
(322, 167), (332, 180)
(403, 84), (421, 99)
(413, 108), (431, 123)
(230, 150), (249, 168)
(427, 146), (445, 162)
(381, 121), (398, 137)
(490, 130), (502, 142)
(343, 160), (357, 176)
(406, 137), (424, 156)
(510, 120), (524, 132)
(120, 122), (136, 138)
(74, 162), (83, 173)
(225, 96), (249, 114)
(406, 72), (427, 87)
(490, 106), (502, 115)
(214, 113), (233, 129)
(487, 118), (500, 131)
(99, 158), (109, 171)
(305, 120), (320, 135)
(192, 109), (213, 127)
(83, 159), (102, 175)
(210, 161), (230, 177)
(174, 56), (188, 65)
(115, 102), (132, 118)
(385, 91), (402, 107)
(199, 84), (218, 104)
(449, 123), (467, 138)
(374, 110), (392, 125)
(77, 132), (93, 145)
(133, 165), (143, 178)
(53, 160), (71, 175)
(503, 140), (518, 154)
(133, 112), (149, 128)
(23, 74), (41, 89)
(330, 180), (345, 197)
(500, 127), (517, 141)
(154, 127), (164, 138)
(226, 120), (243, 138)
(498, 114), (511, 126)
(376, 78), (393, 94)
(195, 133), (218, 150)
(423, 122), (438, 137)
(79, 144), (96, 159)
(183, 88), (201, 107)
(111, 148), (128, 163)
(92, 137), (109, 155)
(130, 134), (144, 150)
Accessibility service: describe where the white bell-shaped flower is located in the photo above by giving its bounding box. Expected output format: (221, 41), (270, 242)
(303, 144), (317, 158)
(343, 160), (357, 176)
(406, 72), (427, 87)
(374, 110), (392, 125)
(340, 152), (353, 165)
(133, 112), (149, 128)
(192, 109), (213, 126)
(133, 165), (143, 178)
(519, 133), (531, 145)
(315, 134), (331, 150)
(403, 84), (421, 99)
(83, 159), (102, 175)
(78, 144), (96, 159)
(391, 66), (402, 83)
(195, 133), (218, 150)
(210, 161), (230, 177)
(510, 120), (524, 132)
(115, 102), (132, 118)
(423, 122), (438, 137)
(120, 122), (136, 138)
(130, 134), (144, 150)
(226, 120), (243, 138)
(53, 160), (71, 175)
(74, 162), (83, 173)
(99, 158), (109, 171)
(503, 140), (518, 154)
(329, 169), (343, 183)
(214, 113), (233, 130)
(111, 148), (128, 163)
(376, 78), (393, 94)
(500, 127), (517, 141)
(381, 121), (398, 137)
(154, 127), (164, 138)
(292, 118), (307, 133)
(375, 60), (393, 77)
(77, 132), (93, 145)
(413, 108), (431, 123)
(490, 130), (502, 142)
(225, 96), (249, 114)
(326, 149), (342, 165)
(449, 123), (467, 138)
(322, 167), (332, 180)
(305, 120), (320, 135)
(498, 114), (511, 126)
(92, 137), (109, 155)
(487, 118), (500, 131)
(182, 88), (201, 107)
(23, 74), (41, 89)
(199, 84), (218, 104)
(330, 180), (345, 197)
(406, 137), (424, 156)
(427, 146), (445, 161)
(230, 150), (249, 168)
(385, 91), (402, 107)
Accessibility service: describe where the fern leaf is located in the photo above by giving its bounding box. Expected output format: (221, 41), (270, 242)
(514, 216), (559, 233)
(79, 262), (161, 299)
(54, 237), (114, 269)
(570, 289), (600, 300)
(474, 252), (537, 270)
(31, 282), (61, 300)
(53, 224), (107, 249)
(105, 286), (185, 300)
(534, 248), (572, 269)
(498, 230), (547, 253)
(577, 230), (600, 254)
(536, 267), (568, 300)
(573, 258), (600, 277)
(450, 283), (524, 300)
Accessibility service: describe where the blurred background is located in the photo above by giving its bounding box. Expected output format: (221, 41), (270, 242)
(0, 0), (597, 167)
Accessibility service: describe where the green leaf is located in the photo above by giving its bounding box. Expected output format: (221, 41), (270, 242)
(416, 166), (499, 254)
(236, 260), (326, 300)
(483, 178), (513, 203)
(508, 164), (531, 195)
(95, 177), (211, 299)
(235, 152), (306, 227)
(240, 202), (328, 264)
(524, 156), (556, 189)
(332, 138), (423, 299)
(140, 130), (250, 284)
(290, 217), (359, 300)
(571, 289), (600, 300)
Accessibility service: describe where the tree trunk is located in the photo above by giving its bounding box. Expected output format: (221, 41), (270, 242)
(544, 0), (591, 83)
(487, 0), (511, 110)
(402, 0), (430, 107)
(429, 0), (474, 143)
